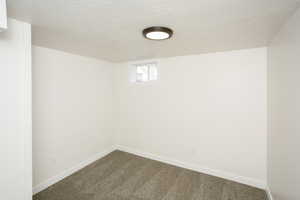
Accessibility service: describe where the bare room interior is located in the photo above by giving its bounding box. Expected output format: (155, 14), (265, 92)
(0, 0), (300, 200)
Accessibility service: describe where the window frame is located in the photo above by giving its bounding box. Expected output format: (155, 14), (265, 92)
(130, 60), (159, 83)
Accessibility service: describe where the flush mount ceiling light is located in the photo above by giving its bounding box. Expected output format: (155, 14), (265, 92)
(143, 26), (173, 41)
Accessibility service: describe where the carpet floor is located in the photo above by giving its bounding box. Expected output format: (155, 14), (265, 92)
(33, 150), (267, 200)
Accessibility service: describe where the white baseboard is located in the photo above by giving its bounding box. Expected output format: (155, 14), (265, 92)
(32, 147), (115, 195)
(266, 187), (274, 200)
(115, 145), (266, 189)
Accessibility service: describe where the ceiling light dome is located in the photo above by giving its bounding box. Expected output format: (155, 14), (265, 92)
(143, 26), (173, 40)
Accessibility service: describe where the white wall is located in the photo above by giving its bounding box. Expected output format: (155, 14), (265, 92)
(115, 48), (267, 188)
(33, 46), (114, 189)
(0, 19), (32, 200)
(0, 0), (7, 31)
(267, 7), (300, 200)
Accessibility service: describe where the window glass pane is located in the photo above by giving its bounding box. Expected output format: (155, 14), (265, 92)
(149, 64), (158, 80)
(136, 65), (149, 82)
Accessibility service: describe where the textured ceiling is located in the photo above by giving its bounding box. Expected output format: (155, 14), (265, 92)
(7, 0), (300, 62)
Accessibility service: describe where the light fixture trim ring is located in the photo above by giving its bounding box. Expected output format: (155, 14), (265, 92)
(143, 26), (173, 40)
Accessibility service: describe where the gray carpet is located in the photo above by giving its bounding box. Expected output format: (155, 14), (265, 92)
(33, 150), (267, 200)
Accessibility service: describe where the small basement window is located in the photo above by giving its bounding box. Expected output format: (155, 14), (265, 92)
(130, 62), (158, 83)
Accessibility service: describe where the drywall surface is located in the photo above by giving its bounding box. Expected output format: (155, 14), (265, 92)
(115, 48), (267, 187)
(0, 19), (32, 200)
(0, 0), (7, 31)
(33, 46), (114, 187)
(267, 7), (300, 200)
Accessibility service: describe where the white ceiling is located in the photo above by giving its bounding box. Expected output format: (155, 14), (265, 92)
(7, 0), (300, 62)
